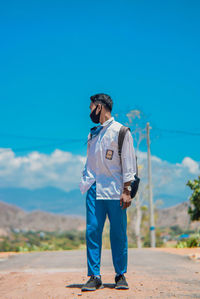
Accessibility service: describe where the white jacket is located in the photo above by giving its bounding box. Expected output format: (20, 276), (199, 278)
(79, 117), (136, 199)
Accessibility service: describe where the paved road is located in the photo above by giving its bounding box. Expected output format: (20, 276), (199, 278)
(0, 249), (200, 298)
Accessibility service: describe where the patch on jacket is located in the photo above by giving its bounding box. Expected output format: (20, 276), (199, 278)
(105, 149), (114, 160)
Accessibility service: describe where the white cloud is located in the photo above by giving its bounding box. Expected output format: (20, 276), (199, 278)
(0, 148), (199, 206)
(136, 150), (199, 206)
(137, 151), (162, 163)
(180, 157), (200, 175)
(0, 148), (85, 192)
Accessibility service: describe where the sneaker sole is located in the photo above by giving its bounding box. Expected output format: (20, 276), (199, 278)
(82, 284), (104, 292)
(115, 285), (129, 290)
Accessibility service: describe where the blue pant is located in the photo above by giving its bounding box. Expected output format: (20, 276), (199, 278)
(86, 182), (127, 276)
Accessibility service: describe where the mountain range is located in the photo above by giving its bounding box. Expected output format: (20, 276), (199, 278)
(0, 186), (191, 216)
(0, 201), (85, 236)
(0, 200), (199, 237)
(0, 187), (85, 216)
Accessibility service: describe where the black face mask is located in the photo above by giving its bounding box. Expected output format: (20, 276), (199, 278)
(90, 105), (102, 124)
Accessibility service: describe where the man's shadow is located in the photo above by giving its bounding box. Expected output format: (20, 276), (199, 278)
(66, 283), (115, 289)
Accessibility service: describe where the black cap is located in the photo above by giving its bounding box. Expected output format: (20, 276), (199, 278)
(90, 93), (113, 112)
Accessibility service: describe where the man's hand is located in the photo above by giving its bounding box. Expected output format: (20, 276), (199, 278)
(120, 191), (132, 209)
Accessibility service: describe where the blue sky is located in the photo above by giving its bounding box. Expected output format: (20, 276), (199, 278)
(0, 0), (199, 205)
(1, 0), (200, 162)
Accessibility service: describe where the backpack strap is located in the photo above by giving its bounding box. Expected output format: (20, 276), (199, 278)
(118, 126), (138, 176)
(118, 126), (131, 158)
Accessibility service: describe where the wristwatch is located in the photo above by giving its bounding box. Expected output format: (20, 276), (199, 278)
(124, 185), (131, 192)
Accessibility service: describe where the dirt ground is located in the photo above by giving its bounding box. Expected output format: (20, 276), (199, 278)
(0, 248), (200, 299)
(0, 271), (182, 299)
(154, 247), (200, 256)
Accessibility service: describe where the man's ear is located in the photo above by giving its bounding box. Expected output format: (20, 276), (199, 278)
(96, 104), (102, 114)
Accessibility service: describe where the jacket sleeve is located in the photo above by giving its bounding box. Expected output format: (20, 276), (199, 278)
(121, 129), (137, 183)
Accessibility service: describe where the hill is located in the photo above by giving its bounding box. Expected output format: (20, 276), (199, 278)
(1, 200), (200, 238)
(0, 186), (191, 217)
(156, 201), (200, 230)
(0, 201), (85, 236)
(0, 187), (85, 215)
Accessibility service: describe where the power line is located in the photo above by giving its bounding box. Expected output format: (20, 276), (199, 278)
(0, 132), (86, 153)
(1, 127), (199, 142)
(0, 133), (74, 141)
(1, 138), (85, 153)
(0, 126), (199, 154)
(153, 128), (200, 136)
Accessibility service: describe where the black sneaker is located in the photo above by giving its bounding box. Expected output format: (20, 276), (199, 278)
(81, 275), (104, 291)
(115, 274), (129, 289)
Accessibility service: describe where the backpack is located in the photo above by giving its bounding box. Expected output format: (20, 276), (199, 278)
(118, 126), (140, 198)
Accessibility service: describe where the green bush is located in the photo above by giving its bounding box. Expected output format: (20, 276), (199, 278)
(176, 241), (187, 248)
(0, 230), (86, 252)
(187, 237), (199, 247)
(176, 234), (200, 248)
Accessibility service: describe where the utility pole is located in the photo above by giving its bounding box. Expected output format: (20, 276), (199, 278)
(146, 122), (156, 247)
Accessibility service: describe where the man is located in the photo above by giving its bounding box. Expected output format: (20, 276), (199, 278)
(79, 93), (137, 291)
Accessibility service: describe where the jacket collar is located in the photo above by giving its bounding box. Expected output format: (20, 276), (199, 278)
(102, 117), (114, 127)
